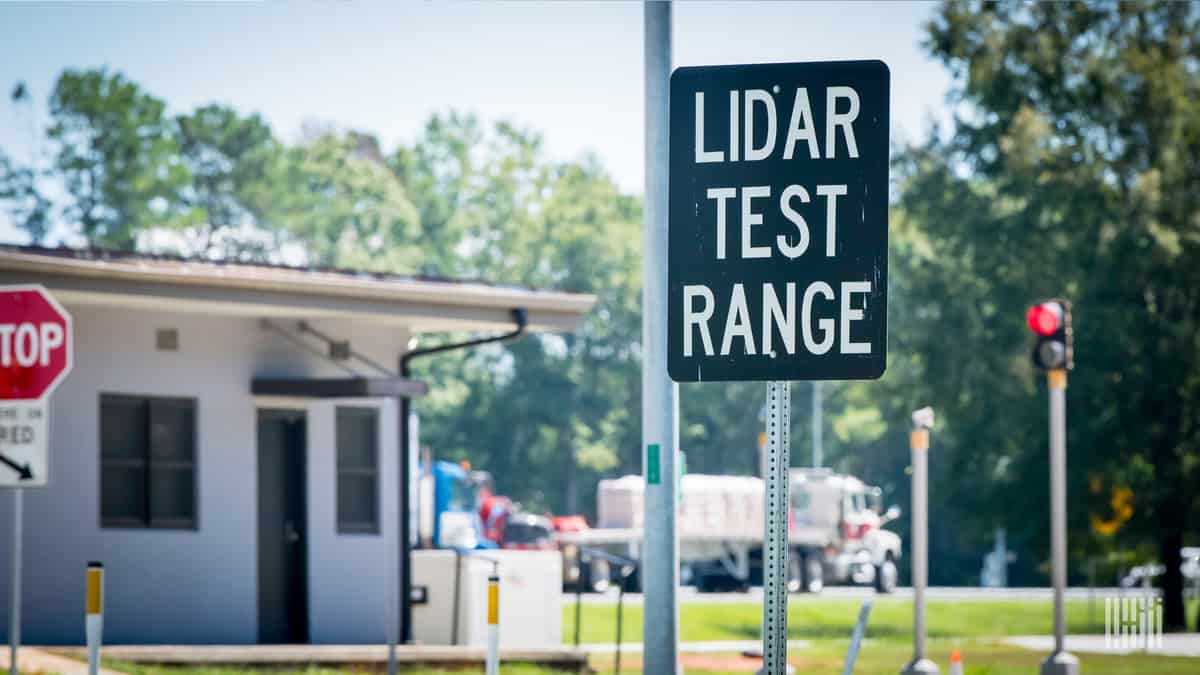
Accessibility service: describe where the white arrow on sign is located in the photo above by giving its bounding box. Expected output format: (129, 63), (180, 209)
(0, 400), (49, 487)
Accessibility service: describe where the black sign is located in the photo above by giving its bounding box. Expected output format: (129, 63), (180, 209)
(668, 60), (889, 382)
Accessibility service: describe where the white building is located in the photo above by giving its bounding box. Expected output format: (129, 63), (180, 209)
(0, 245), (593, 645)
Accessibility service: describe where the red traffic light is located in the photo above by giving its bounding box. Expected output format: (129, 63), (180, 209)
(1026, 303), (1061, 336)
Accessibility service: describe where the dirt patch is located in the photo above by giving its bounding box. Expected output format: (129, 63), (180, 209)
(678, 652), (764, 672)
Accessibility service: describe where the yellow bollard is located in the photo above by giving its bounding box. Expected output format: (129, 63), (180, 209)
(486, 573), (499, 675)
(86, 562), (103, 675)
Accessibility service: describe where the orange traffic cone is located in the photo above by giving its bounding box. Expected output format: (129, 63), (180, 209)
(949, 649), (963, 675)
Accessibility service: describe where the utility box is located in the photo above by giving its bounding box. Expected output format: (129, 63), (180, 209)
(412, 549), (562, 647)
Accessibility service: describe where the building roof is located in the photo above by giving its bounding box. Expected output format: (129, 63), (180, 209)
(0, 245), (595, 333)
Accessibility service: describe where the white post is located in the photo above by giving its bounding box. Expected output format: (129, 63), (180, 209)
(902, 409), (938, 675)
(86, 562), (103, 675)
(1141, 573), (1151, 652)
(8, 490), (21, 675)
(642, 2), (680, 674)
(485, 572), (499, 675)
(1040, 369), (1079, 675)
(760, 382), (793, 675)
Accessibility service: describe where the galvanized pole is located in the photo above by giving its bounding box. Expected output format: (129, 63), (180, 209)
(8, 489), (21, 675)
(1040, 369), (1079, 675)
(761, 382), (793, 675)
(812, 382), (823, 468)
(902, 410), (937, 675)
(642, 3), (679, 674)
(842, 599), (874, 675)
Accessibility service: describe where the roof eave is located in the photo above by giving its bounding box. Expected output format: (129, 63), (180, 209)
(0, 252), (596, 334)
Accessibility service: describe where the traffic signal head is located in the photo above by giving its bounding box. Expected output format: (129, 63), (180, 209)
(1026, 299), (1073, 370)
(1026, 303), (1060, 336)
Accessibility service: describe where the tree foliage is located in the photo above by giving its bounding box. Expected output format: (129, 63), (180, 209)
(173, 104), (278, 258)
(47, 69), (186, 247)
(395, 117), (643, 514)
(0, 148), (51, 243)
(899, 0), (1200, 629)
(259, 130), (422, 270)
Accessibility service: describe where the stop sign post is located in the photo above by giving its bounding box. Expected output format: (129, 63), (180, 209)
(0, 285), (72, 675)
(0, 285), (73, 488)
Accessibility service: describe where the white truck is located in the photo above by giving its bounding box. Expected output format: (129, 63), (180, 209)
(558, 468), (902, 593)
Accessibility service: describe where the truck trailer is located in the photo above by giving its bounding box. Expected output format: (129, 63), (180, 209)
(558, 468), (902, 593)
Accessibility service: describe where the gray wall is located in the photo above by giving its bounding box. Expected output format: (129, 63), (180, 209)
(0, 303), (406, 645)
(306, 398), (397, 644)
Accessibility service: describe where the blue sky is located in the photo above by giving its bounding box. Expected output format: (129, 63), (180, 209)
(0, 1), (952, 213)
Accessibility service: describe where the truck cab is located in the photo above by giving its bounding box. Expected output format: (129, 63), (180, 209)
(418, 460), (495, 550)
(790, 469), (902, 592)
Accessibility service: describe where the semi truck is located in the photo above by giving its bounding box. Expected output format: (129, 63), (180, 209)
(557, 468), (902, 593)
(416, 460), (496, 550)
(416, 462), (552, 552)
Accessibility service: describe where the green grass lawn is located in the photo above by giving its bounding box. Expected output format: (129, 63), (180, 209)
(107, 642), (1200, 675)
(587, 640), (1200, 675)
(108, 664), (560, 675)
(565, 597), (1118, 644)
(94, 596), (1200, 675)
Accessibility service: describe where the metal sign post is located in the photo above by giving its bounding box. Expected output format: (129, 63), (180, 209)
(761, 382), (792, 674)
(643, 2), (680, 674)
(842, 599), (874, 675)
(666, 58), (891, 675)
(1040, 369), (1079, 675)
(7, 489), (20, 675)
(0, 285), (73, 673)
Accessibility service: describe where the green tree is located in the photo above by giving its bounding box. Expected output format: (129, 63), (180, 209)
(47, 68), (187, 246)
(395, 119), (642, 516)
(259, 130), (422, 270)
(388, 112), (483, 276)
(173, 104), (279, 258)
(903, 0), (1200, 629)
(0, 149), (51, 243)
(0, 82), (52, 243)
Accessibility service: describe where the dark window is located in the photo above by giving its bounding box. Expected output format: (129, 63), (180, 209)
(336, 407), (379, 534)
(100, 395), (197, 529)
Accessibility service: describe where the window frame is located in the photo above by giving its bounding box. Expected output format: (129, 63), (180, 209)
(335, 405), (381, 535)
(99, 393), (199, 530)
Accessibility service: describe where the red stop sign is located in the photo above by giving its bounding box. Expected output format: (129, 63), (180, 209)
(0, 286), (73, 401)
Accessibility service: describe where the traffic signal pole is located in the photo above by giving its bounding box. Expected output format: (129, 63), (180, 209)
(642, 3), (680, 674)
(1041, 369), (1079, 675)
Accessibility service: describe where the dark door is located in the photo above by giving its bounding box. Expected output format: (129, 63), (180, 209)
(257, 409), (308, 643)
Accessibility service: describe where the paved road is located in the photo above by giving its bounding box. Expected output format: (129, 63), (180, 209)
(565, 585), (1138, 605)
(576, 639), (810, 655)
(581, 636), (1200, 658)
(1005, 634), (1200, 657)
